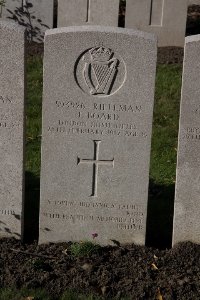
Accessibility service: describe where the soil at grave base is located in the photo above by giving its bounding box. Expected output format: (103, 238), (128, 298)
(0, 238), (200, 299)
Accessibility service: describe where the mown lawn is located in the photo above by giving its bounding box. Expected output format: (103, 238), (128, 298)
(150, 64), (182, 185)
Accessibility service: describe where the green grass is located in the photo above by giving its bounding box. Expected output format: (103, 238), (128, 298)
(150, 64), (182, 185)
(70, 241), (101, 257)
(26, 56), (43, 177)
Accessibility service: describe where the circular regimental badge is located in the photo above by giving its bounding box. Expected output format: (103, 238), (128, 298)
(75, 46), (126, 97)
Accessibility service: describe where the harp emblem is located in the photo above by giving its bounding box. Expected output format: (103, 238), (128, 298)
(83, 47), (119, 96)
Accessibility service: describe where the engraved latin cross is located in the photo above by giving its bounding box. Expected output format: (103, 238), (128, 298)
(78, 140), (114, 197)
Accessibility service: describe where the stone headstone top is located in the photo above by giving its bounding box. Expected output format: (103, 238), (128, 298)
(57, 0), (119, 27)
(39, 26), (157, 245)
(125, 0), (188, 47)
(0, 20), (26, 239)
(173, 34), (200, 245)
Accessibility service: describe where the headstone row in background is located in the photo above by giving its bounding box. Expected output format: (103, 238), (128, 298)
(0, 0), (200, 46)
(57, 0), (119, 27)
(125, 0), (188, 47)
(58, 0), (200, 47)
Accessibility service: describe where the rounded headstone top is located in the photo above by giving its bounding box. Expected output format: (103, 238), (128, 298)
(185, 34), (200, 44)
(45, 25), (157, 43)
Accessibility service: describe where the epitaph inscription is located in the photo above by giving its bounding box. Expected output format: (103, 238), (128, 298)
(39, 27), (157, 245)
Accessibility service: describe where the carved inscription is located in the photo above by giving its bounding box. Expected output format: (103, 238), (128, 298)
(47, 101), (148, 139)
(0, 209), (15, 215)
(0, 95), (12, 104)
(182, 127), (200, 140)
(43, 212), (143, 231)
(43, 201), (144, 232)
(0, 96), (13, 129)
(0, 122), (7, 128)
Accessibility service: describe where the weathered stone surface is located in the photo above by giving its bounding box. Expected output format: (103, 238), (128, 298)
(0, 21), (25, 239)
(188, 0), (200, 4)
(125, 0), (188, 47)
(57, 0), (119, 27)
(39, 26), (157, 245)
(0, 0), (54, 43)
(173, 35), (200, 245)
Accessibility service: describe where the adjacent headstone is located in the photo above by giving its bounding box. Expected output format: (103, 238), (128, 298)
(173, 35), (200, 245)
(125, 0), (188, 47)
(0, 21), (25, 239)
(39, 26), (157, 245)
(57, 0), (119, 27)
(0, 0), (54, 43)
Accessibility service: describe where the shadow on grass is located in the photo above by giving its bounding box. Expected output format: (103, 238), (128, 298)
(23, 171), (40, 243)
(146, 179), (175, 249)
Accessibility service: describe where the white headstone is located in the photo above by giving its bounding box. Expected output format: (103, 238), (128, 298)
(57, 0), (119, 27)
(125, 0), (188, 47)
(0, 21), (25, 239)
(39, 26), (157, 245)
(173, 35), (200, 245)
(0, 0), (54, 43)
